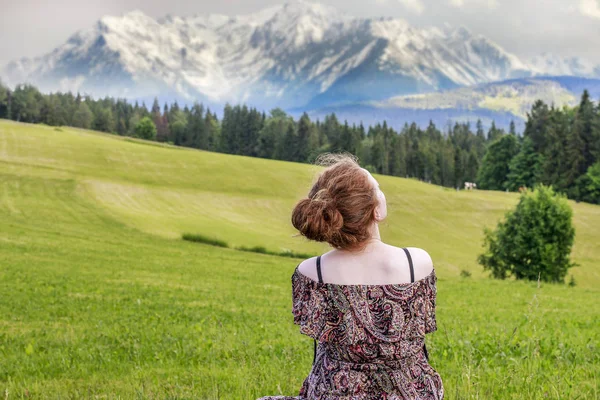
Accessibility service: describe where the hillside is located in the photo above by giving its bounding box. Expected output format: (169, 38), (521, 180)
(0, 120), (599, 398)
(1, 119), (599, 283)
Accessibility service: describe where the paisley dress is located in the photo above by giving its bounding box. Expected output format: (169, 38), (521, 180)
(258, 251), (444, 399)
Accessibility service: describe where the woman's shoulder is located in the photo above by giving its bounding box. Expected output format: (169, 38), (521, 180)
(394, 246), (435, 281)
(296, 256), (320, 282)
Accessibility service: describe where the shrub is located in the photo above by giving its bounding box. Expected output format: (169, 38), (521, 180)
(237, 245), (268, 254)
(182, 233), (228, 248)
(478, 185), (576, 283)
(135, 116), (157, 140)
(460, 269), (472, 278)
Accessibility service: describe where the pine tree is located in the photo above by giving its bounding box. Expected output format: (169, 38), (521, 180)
(72, 101), (93, 129)
(541, 107), (572, 191)
(477, 134), (520, 190)
(509, 120), (517, 136)
(283, 122), (298, 161)
(0, 81), (9, 119)
(505, 136), (543, 191)
(487, 121), (502, 142)
(297, 113), (312, 163)
(189, 103), (207, 149)
(93, 107), (114, 133)
(524, 100), (550, 153)
(565, 90), (597, 189)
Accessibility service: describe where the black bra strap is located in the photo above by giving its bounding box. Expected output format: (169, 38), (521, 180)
(316, 255), (323, 283)
(402, 247), (415, 283)
(402, 247), (430, 361)
(313, 255), (323, 366)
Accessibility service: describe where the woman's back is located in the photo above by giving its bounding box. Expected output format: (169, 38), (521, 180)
(258, 247), (444, 400)
(297, 244), (435, 286)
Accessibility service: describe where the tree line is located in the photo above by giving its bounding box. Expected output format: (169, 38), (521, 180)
(477, 92), (600, 204)
(1, 81), (598, 204)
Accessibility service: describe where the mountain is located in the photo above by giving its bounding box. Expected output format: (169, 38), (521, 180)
(300, 76), (600, 132)
(0, 1), (581, 109)
(3, 1), (600, 112)
(529, 53), (600, 78)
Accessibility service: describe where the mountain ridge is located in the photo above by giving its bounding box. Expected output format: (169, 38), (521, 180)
(4, 1), (599, 112)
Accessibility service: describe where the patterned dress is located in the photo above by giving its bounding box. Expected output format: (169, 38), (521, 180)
(257, 255), (444, 400)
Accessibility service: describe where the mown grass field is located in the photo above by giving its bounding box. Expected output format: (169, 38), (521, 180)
(0, 119), (598, 399)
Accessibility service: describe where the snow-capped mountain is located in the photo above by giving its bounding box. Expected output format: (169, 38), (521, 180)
(529, 53), (600, 79)
(2, 0), (600, 110)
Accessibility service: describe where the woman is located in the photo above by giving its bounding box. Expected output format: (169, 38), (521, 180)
(258, 153), (444, 399)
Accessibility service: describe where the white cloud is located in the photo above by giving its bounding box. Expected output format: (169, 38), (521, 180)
(450, 0), (498, 9)
(580, 0), (600, 18)
(398, 0), (425, 14)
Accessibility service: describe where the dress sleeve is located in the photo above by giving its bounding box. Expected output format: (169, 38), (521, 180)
(291, 270), (326, 340)
(424, 270), (438, 334)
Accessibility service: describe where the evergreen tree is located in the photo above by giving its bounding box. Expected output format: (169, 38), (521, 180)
(0, 81), (9, 119)
(93, 108), (114, 133)
(524, 100), (550, 153)
(205, 108), (220, 151)
(565, 91), (597, 189)
(283, 122), (298, 161)
(297, 112), (312, 162)
(11, 84), (43, 123)
(505, 136), (544, 191)
(72, 101), (93, 129)
(541, 107), (572, 191)
(509, 120), (517, 135)
(170, 108), (189, 146)
(487, 121), (502, 142)
(477, 134), (520, 190)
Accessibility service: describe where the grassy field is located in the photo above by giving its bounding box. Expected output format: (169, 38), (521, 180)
(0, 119), (598, 399)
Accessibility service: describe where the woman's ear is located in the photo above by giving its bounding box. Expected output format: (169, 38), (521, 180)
(374, 209), (381, 221)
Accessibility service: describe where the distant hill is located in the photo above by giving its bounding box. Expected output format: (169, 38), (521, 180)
(298, 76), (600, 131)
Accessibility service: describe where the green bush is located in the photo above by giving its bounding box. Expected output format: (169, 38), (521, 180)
(237, 245), (268, 254)
(181, 233), (228, 248)
(135, 116), (157, 140)
(478, 185), (576, 283)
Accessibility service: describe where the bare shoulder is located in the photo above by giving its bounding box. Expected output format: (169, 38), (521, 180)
(405, 247), (435, 280)
(297, 256), (319, 281)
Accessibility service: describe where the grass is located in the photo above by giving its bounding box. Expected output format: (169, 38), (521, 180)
(0, 119), (599, 399)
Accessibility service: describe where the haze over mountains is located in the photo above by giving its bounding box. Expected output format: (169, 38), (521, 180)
(3, 0), (600, 129)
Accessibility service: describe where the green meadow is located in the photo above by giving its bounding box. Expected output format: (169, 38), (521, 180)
(0, 119), (598, 399)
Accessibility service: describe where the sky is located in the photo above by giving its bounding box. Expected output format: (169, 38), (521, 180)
(1, 0), (600, 65)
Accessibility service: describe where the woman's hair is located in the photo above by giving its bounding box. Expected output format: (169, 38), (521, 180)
(291, 152), (379, 252)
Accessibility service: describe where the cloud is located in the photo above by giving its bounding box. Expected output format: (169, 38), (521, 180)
(398, 0), (425, 14)
(580, 0), (600, 18)
(449, 0), (498, 9)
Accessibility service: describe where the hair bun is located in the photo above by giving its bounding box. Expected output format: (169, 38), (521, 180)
(291, 152), (379, 252)
(291, 196), (344, 243)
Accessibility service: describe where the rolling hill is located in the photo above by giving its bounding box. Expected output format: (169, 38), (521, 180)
(301, 76), (600, 131)
(0, 120), (598, 398)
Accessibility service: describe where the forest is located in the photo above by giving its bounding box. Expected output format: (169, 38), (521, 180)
(0, 81), (598, 204)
